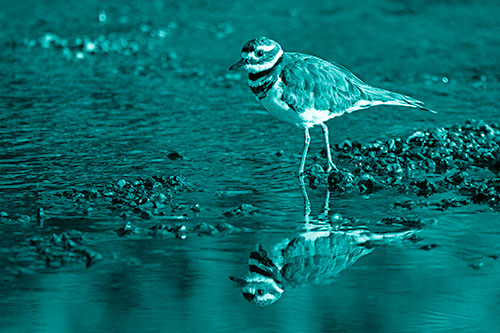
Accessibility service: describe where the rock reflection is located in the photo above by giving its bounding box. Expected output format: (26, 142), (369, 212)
(230, 186), (418, 306)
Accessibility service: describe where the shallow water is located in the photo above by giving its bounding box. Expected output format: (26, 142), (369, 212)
(1, 0), (500, 331)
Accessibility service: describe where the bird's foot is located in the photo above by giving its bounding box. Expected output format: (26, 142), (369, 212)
(325, 163), (339, 174)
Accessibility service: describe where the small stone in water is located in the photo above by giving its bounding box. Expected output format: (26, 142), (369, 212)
(98, 11), (107, 24)
(167, 152), (183, 160)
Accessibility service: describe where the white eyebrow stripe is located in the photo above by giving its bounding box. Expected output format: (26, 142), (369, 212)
(256, 44), (275, 52)
(246, 49), (283, 73)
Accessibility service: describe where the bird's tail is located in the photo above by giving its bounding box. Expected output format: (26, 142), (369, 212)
(361, 86), (437, 114)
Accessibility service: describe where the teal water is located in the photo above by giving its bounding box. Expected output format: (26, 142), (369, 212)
(1, 0), (500, 331)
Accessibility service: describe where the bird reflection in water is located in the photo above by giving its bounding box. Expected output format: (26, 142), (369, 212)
(230, 185), (417, 306)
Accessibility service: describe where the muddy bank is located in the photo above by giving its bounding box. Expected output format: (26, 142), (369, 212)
(57, 175), (196, 219)
(307, 119), (500, 211)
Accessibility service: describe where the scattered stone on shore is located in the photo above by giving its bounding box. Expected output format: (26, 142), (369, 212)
(460, 176), (500, 209)
(57, 175), (195, 219)
(305, 120), (500, 211)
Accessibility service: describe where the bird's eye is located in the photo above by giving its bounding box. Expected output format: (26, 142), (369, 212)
(256, 50), (264, 57)
(256, 289), (264, 296)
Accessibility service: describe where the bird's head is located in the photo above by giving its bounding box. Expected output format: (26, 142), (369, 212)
(229, 243), (285, 306)
(229, 37), (283, 74)
(230, 273), (284, 306)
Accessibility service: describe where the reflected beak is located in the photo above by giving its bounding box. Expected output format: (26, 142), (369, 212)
(229, 58), (247, 71)
(242, 292), (255, 302)
(229, 276), (247, 286)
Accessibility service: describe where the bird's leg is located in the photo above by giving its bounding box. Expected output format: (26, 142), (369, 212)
(318, 188), (331, 222)
(299, 127), (311, 185)
(320, 123), (338, 173)
(300, 182), (311, 225)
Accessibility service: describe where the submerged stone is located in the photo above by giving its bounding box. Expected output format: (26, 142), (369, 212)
(223, 204), (258, 218)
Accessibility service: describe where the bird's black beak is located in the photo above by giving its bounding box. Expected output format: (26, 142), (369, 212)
(229, 58), (247, 71)
(229, 276), (247, 286)
(242, 292), (255, 302)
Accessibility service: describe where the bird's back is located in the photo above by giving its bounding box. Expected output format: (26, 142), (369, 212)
(278, 52), (434, 120)
(279, 52), (370, 115)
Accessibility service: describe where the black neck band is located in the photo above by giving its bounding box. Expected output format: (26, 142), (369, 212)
(248, 55), (283, 81)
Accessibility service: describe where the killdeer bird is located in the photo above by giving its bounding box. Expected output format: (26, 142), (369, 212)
(230, 228), (415, 306)
(229, 37), (435, 182)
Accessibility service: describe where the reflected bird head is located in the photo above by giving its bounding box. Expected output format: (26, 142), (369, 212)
(229, 244), (284, 306)
(229, 37), (283, 74)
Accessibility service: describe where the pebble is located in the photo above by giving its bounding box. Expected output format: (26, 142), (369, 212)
(223, 204), (258, 218)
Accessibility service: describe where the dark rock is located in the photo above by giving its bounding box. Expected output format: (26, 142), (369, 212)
(306, 164), (328, 189)
(167, 152), (183, 160)
(420, 244), (439, 251)
(357, 174), (379, 194)
(410, 179), (438, 197)
(216, 222), (238, 232)
(223, 204), (258, 218)
(115, 222), (136, 236)
(36, 208), (45, 227)
(394, 200), (429, 209)
(327, 168), (355, 192)
(469, 261), (484, 270)
(381, 217), (428, 229)
(172, 224), (188, 239)
(193, 222), (218, 235)
(28, 232), (101, 269)
(488, 155), (500, 174)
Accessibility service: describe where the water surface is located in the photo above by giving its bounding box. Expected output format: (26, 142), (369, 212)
(1, 0), (500, 331)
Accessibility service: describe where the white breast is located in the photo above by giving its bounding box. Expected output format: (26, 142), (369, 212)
(259, 78), (336, 128)
(259, 78), (304, 127)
